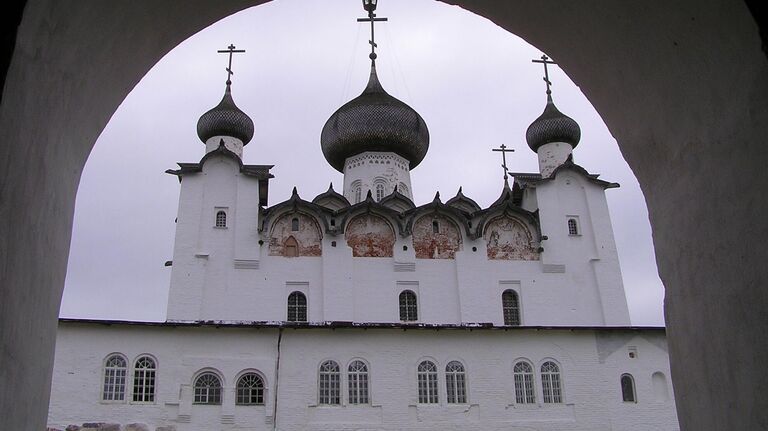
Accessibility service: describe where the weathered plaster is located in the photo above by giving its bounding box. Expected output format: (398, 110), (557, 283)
(484, 216), (539, 261)
(268, 212), (322, 257)
(344, 214), (396, 258)
(413, 214), (462, 259)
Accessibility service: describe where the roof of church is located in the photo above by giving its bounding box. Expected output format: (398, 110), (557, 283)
(320, 63), (430, 172)
(197, 82), (255, 145)
(510, 158), (619, 189)
(525, 94), (581, 152)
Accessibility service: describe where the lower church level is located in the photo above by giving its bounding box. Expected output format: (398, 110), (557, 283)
(48, 320), (678, 431)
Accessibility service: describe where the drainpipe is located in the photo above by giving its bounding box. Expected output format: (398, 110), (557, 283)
(272, 327), (283, 431)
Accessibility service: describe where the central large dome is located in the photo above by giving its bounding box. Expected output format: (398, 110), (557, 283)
(321, 64), (430, 172)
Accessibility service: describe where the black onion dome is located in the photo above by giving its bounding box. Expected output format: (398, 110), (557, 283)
(525, 95), (581, 152)
(197, 83), (254, 145)
(321, 64), (430, 172)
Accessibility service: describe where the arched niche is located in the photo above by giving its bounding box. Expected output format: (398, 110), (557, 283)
(412, 214), (463, 259)
(483, 215), (539, 261)
(344, 213), (396, 258)
(268, 212), (322, 257)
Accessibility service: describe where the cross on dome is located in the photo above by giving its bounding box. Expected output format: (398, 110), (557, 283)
(217, 43), (246, 85)
(532, 54), (556, 96)
(492, 144), (515, 181)
(357, 0), (388, 62)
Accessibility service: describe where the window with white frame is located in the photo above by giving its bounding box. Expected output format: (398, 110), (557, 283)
(132, 356), (156, 403)
(347, 360), (369, 404)
(193, 372), (222, 405)
(621, 373), (637, 403)
(287, 291), (307, 322)
(541, 361), (563, 403)
(318, 360), (341, 405)
(513, 361), (536, 404)
(417, 360), (439, 404)
(215, 209), (227, 228)
(236, 372), (265, 405)
(375, 182), (386, 202)
(102, 354), (127, 401)
(567, 217), (579, 235)
(502, 290), (520, 326)
(399, 290), (418, 321)
(445, 361), (467, 404)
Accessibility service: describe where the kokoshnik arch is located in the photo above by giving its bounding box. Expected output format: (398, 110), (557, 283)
(0, 1), (766, 430)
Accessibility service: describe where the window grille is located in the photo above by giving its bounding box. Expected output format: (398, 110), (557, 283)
(287, 291), (307, 322)
(193, 372), (222, 405)
(318, 360), (341, 405)
(132, 356), (156, 403)
(445, 361), (467, 404)
(513, 361), (536, 404)
(399, 290), (418, 321)
(621, 374), (636, 402)
(541, 361), (562, 403)
(236, 373), (265, 405)
(417, 361), (439, 404)
(291, 217), (299, 231)
(347, 360), (369, 404)
(502, 290), (520, 326)
(102, 354), (127, 401)
(215, 210), (227, 228)
(567, 218), (578, 235)
(375, 183), (385, 202)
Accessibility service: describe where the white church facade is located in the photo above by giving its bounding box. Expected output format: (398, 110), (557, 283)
(47, 5), (679, 430)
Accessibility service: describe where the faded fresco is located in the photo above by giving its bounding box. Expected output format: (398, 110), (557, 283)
(413, 214), (462, 259)
(484, 216), (539, 260)
(268, 212), (323, 257)
(345, 213), (396, 257)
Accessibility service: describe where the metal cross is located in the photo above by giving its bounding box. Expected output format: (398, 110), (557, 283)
(357, 7), (388, 61)
(217, 44), (246, 85)
(532, 54), (557, 95)
(492, 144), (515, 181)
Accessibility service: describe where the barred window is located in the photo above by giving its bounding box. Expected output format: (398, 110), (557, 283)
(445, 361), (467, 404)
(567, 218), (578, 235)
(215, 210), (227, 228)
(417, 361), (439, 404)
(193, 372), (222, 405)
(347, 360), (369, 404)
(502, 290), (520, 326)
(541, 361), (562, 403)
(375, 183), (386, 202)
(621, 374), (636, 403)
(132, 356), (156, 403)
(236, 373), (265, 405)
(513, 361), (535, 404)
(287, 291), (307, 322)
(102, 354), (127, 401)
(318, 360), (341, 405)
(399, 290), (418, 321)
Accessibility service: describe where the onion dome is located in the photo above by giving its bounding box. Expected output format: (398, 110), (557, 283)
(321, 63), (430, 172)
(525, 94), (581, 152)
(197, 83), (254, 145)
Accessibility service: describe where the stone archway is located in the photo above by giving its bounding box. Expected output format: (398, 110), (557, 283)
(1, 2), (765, 430)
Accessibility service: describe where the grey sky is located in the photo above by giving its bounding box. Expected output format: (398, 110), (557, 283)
(60, 0), (665, 325)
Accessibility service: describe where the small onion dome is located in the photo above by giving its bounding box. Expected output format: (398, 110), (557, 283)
(321, 63), (429, 172)
(197, 83), (254, 145)
(525, 94), (581, 152)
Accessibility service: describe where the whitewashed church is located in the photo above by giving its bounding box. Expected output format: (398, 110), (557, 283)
(47, 4), (679, 431)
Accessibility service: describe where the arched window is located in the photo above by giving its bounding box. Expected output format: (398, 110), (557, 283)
(318, 360), (340, 405)
(102, 354), (127, 401)
(567, 218), (578, 235)
(502, 290), (520, 326)
(445, 361), (467, 404)
(621, 374), (637, 402)
(215, 210), (227, 228)
(132, 356), (156, 403)
(287, 291), (307, 322)
(236, 372), (265, 405)
(347, 360), (369, 404)
(652, 371), (669, 401)
(193, 372), (222, 405)
(432, 220), (440, 234)
(513, 361), (535, 404)
(291, 217), (299, 231)
(398, 182), (409, 196)
(399, 290), (418, 321)
(351, 181), (362, 204)
(375, 182), (386, 202)
(284, 236), (299, 258)
(541, 361), (562, 403)
(417, 361), (439, 404)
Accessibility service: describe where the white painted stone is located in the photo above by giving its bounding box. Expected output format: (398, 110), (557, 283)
(537, 141), (573, 177)
(343, 152), (413, 202)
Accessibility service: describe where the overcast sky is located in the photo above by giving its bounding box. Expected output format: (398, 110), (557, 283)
(60, 0), (666, 325)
